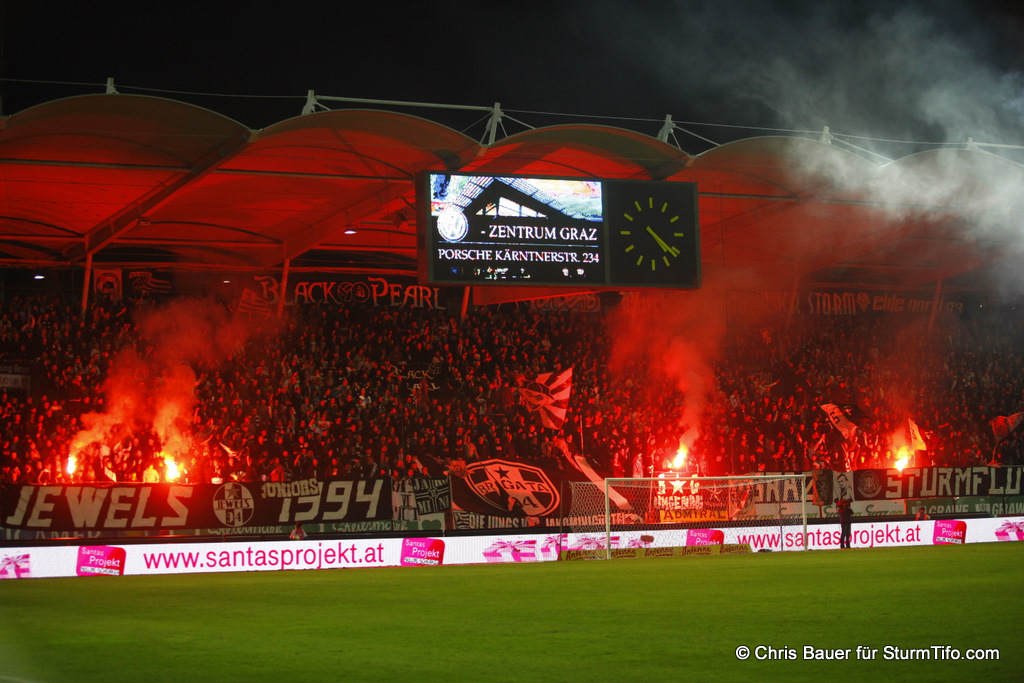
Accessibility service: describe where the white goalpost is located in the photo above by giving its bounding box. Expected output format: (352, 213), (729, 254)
(572, 474), (809, 559)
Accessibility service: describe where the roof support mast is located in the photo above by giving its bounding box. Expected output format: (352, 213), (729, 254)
(928, 279), (943, 333)
(657, 114), (675, 143)
(80, 252), (93, 318)
(278, 257), (291, 319)
(484, 103), (503, 146)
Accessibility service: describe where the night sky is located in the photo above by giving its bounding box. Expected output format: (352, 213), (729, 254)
(2, 0), (1023, 154)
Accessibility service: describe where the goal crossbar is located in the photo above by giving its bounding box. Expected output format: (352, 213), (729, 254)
(602, 474), (808, 559)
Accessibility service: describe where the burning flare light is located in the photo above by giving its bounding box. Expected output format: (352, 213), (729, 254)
(894, 446), (910, 472)
(669, 443), (689, 470)
(163, 454), (182, 482)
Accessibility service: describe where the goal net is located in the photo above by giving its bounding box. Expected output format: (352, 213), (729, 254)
(569, 475), (808, 559)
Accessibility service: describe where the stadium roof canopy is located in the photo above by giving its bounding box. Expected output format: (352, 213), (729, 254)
(2, 93), (1023, 297)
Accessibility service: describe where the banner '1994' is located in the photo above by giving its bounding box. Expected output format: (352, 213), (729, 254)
(0, 478), (448, 531)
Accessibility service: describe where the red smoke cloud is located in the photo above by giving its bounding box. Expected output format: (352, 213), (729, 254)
(607, 282), (730, 453)
(68, 298), (271, 480)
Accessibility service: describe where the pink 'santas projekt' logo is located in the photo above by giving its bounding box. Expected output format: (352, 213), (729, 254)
(76, 546), (127, 576)
(686, 529), (725, 546)
(932, 520), (967, 545)
(400, 538), (445, 566)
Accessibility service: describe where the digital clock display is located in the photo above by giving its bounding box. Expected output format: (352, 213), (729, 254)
(419, 172), (699, 289)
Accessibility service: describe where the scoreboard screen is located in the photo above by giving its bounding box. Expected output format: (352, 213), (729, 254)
(419, 172), (700, 289)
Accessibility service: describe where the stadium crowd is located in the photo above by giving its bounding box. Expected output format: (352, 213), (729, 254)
(1, 288), (1022, 486)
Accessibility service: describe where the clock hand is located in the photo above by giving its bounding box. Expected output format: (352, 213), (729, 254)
(647, 226), (680, 257)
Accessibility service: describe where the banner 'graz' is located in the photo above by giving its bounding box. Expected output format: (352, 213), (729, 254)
(0, 478), (403, 531)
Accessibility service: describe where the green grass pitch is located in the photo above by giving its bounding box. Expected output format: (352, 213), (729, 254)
(1, 543), (1022, 682)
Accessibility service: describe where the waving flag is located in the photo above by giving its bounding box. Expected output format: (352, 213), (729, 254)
(551, 437), (630, 510)
(238, 288), (272, 318)
(518, 367), (573, 430)
(908, 418), (928, 451)
(93, 269), (123, 300)
(128, 270), (173, 294)
(820, 403), (858, 440)
(991, 412), (1024, 440)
